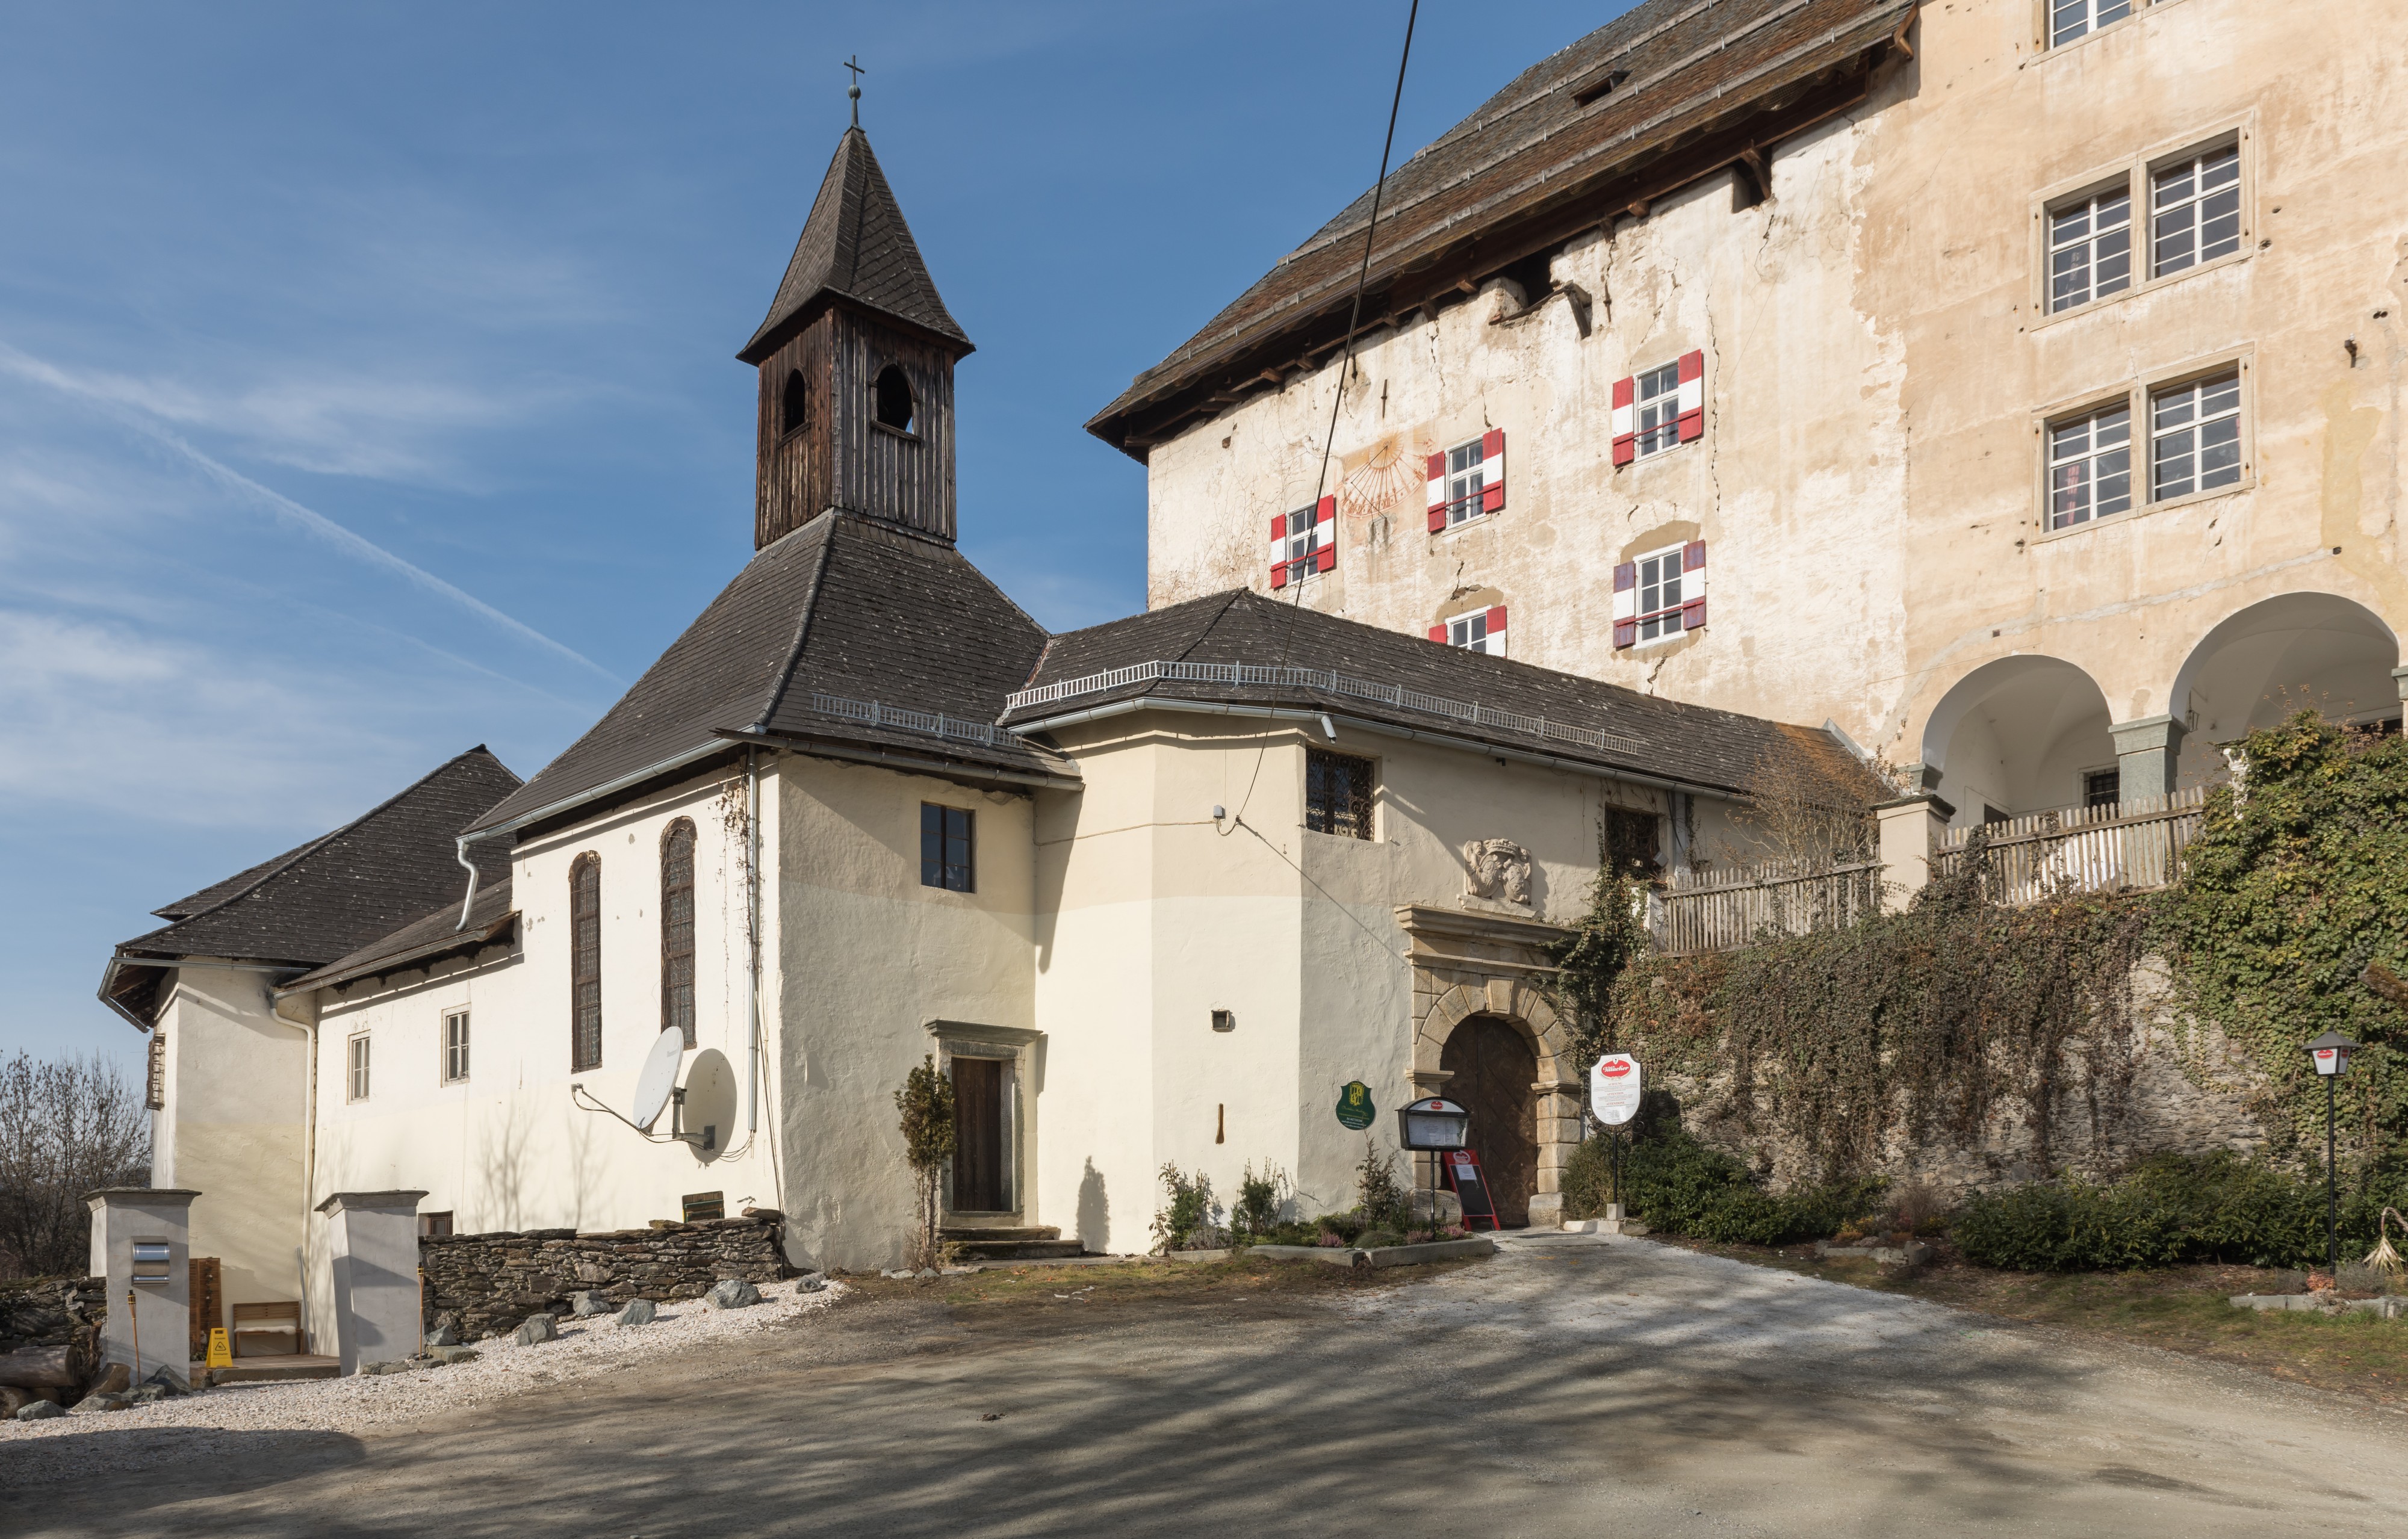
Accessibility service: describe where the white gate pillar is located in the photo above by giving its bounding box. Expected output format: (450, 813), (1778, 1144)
(1874, 793), (1953, 913)
(317, 1190), (427, 1373)
(88, 1187), (198, 1391)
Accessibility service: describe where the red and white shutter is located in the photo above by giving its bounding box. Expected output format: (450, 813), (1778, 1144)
(1426, 453), (1448, 532)
(1611, 376), (1637, 465)
(1426, 624), (1447, 643)
(1267, 512), (1289, 590)
(1612, 562), (1637, 648)
(1484, 604), (1508, 658)
(1677, 350), (1705, 442)
(1314, 495), (1338, 572)
(1680, 540), (1707, 630)
(1480, 430), (1506, 513)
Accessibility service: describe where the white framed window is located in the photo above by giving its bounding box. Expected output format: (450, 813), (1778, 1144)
(2149, 370), (2243, 501)
(1633, 548), (1687, 642)
(2047, 401), (2133, 529)
(1423, 433), (1507, 530)
(2049, 0), (2132, 48)
(1441, 605), (1508, 657)
(1614, 542), (1707, 648)
(2046, 187), (2132, 314)
(1633, 362), (1682, 459)
(442, 1009), (471, 1085)
(347, 1033), (371, 1103)
(1268, 499), (1332, 589)
(2149, 143), (2242, 278)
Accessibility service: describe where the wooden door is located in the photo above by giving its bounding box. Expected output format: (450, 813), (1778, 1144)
(188, 1257), (222, 1360)
(1439, 1017), (1538, 1227)
(951, 1057), (1007, 1213)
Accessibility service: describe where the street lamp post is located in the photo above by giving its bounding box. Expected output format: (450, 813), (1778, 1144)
(2305, 1031), (2361, 1277)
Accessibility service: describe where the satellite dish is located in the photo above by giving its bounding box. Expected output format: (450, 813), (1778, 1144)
(631, 1028), (686, 1130)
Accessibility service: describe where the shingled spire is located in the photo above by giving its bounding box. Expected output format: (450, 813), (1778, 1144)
(743, 126), (970, 550)
(739, 126), (972, 365)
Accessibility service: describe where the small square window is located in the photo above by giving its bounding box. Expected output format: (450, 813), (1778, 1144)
(681, 1191), (725, 1224)
(1211, 1009), (1236, 1033)
(418, 1211), (455, 1239)
(2047, 187), (2132, 313)
(1446, 610), (1504, 657)
(2047, 402), (2133, 529)
(1633, 362), (1682, 459)
(920, 804), (974, 892)
(2083, 768), (2122, 808)
(1442, 438), (1488, 527)
(442, 1009), (471, 1084)
(1304, 749), (1376, 840)
(2049, 0), (2132, 48)
(347, 1034), (371, 1103)
(2150, 144), (2242, 278)
(2150, 371), (2243, 501)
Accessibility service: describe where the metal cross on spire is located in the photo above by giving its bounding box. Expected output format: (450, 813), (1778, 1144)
(844, 55), (865, 126)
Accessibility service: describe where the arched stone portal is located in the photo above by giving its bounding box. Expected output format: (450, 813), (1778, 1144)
(1919, 655), (2117, 826)
(1407, 932), (1581, 1228)
(1439, 1017), (1539, 1227)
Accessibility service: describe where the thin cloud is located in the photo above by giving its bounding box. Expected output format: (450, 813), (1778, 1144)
(0, 340), (618, 685)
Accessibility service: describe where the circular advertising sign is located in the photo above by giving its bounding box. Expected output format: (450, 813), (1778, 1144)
(1590, 1053), (1642, 1127)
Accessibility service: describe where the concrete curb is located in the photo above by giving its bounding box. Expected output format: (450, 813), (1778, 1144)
(1361, 1236), (1498, 1269)
(2230, 1293), (2407, 1318)
(1245, 1245), (1369, 1267)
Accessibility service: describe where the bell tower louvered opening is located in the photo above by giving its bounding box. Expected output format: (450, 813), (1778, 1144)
(740, 125), (973, 550)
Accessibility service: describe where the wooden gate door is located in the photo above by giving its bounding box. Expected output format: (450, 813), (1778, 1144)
(188, 1256), (222, 1360)
(1438, 1017), (1538, 1227)
(951, 1057), (1007, 1212)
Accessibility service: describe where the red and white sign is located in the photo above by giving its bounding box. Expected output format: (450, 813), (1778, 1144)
(1590, 1053), (1642, 1126)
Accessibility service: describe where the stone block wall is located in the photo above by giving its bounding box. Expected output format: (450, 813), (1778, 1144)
(418, 1213), (790, 1340)
(0, 1277), (106, 1364)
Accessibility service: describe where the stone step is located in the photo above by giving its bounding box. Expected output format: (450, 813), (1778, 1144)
(946, 1237), (1086, 1260)
(940, 1226), (1061, 1243)
(205, 1355), (340, 1385)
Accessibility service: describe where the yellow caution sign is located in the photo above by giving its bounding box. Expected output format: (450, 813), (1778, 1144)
(205, 1328), (232, 1369)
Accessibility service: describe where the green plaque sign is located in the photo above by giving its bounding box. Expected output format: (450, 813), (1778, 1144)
(1335, 1080), (1377, 1131)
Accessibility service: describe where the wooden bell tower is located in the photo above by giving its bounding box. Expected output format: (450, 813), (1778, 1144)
(738, 124), (975, 550)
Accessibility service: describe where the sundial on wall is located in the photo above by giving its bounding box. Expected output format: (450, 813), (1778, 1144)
(1339, 429), (1429, 520)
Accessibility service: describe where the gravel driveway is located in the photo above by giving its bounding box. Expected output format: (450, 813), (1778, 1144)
(9, 1232), (2407, 1537)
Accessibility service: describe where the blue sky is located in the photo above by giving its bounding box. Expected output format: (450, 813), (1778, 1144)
(0, 1), (1620, 1072)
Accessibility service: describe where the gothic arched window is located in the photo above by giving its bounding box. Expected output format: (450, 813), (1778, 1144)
(569, 852), (603, 1071)
(660, 819), (697, 1048)
(780, 369), (807, 436)
(874, 364), (915, 433)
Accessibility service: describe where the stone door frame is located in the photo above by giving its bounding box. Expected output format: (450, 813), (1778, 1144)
(1395, 905), (1580, 1228)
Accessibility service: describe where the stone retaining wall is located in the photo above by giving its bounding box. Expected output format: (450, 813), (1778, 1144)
(0, 1277), (105, 1363)
(418, 1212), (790, 1340)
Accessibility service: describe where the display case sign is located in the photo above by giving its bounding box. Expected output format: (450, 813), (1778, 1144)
(1590, 1053), (1642, 1126)
(1335, 1080), (1377, 1130)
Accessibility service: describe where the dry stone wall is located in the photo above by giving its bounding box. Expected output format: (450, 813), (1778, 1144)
(419, 1213), (790, 1340)
(0, 1277), (105, 1364)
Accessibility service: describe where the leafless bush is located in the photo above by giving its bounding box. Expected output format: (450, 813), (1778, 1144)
(1721, 728), (1896, 871)
(0, 1050), (150, 1279)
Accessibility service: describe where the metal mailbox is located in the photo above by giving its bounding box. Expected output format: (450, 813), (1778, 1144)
(131, 1240), (173, 1285)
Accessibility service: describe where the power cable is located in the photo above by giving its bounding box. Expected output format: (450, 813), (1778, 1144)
(1223, 0), (1422, 834)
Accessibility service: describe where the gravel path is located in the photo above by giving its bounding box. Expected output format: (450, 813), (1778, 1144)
(0, 1281), (842, 1491)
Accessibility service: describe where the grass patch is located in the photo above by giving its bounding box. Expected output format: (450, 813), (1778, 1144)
(1654, 1234), (2408, 1405)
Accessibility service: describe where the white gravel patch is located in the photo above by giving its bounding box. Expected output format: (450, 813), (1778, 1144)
(0, 1280), (844, 1490)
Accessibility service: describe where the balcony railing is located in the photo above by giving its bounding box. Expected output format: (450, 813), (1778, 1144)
(1931, 786), (2209, 904)
(1651, 858), (1888, 956)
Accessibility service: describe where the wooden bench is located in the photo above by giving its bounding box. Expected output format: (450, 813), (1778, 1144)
(229, 1302), (306, 1358)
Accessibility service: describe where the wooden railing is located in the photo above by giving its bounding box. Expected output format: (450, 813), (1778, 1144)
(1650, 858), (1888, 956)
(1931, 786), (2209, 903)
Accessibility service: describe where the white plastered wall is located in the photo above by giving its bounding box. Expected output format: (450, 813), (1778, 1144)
(154, 965), (308, 1341)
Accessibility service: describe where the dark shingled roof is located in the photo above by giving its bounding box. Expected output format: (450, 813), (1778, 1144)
(1005, 589), (1872, 802)
(738, 125), (972, 364)
(101, 748), (524, 1023)
(1087, 0), (1912, 453)
(283, 876), (518, 996)
(466, 511), (1066, 837)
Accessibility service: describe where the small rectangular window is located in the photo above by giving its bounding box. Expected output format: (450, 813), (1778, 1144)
(2083, 768), (2122, 808)
(1278, 507), (1318, 584)
(146, 1030), (166, 1111)
(1633, 362), (1682, 459)
(1631, 545), (1688, 642)
(2150, 370), (2243, 501)
(1447, 611), (1502, 656)
(1304, 749), (1376, 840)
(418, 1211), (455, 1239)
(2047, 187), (2132, 312)
(681, 1191), (725, 1224)
(442, 1009), (471, 1084)
(2048, 402), (2133, 529)
(1443, 438), (1487, 526)
(1605, 807), (1663, 882)
(920, 804), (975, 892)
(348, 1033), (371, 1103)
(2151, 144), (2242, 277)
(1211, 1009), (1236, 1033)
(2050, 0), (2132, 48)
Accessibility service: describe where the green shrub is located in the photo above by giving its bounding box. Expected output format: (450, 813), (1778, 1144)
(1355, 1141), (1411, 1234)
(1953, 1153), (2408, 1271)
(1562, 1116), (1881, 1245)
(1229, 1161), (1289, 1245)
(1149, 1163), (1215, 1254)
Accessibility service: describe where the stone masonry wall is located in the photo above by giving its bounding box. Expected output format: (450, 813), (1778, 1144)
(0, 1276), (105, 1364)
(418, 1212), (790, 1340)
